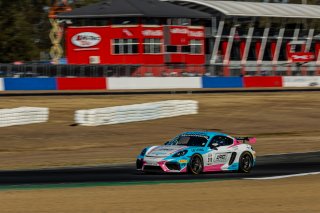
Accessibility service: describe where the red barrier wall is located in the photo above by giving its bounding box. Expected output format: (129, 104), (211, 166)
(243, 76), (283, 88)
(57, 78), (107, 90)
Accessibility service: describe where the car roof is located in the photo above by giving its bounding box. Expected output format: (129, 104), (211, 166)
(180, 131), (229, 138)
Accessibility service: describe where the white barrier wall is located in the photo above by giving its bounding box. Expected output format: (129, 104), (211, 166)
(75, 100), (198, 126)
(107, 77), (202, 90)
(0, 107), (49, 127)
(0, 78), (4, 91)
(283, 76), (320, 87)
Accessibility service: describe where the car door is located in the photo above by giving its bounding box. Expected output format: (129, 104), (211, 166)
(207, 135), (234, 166)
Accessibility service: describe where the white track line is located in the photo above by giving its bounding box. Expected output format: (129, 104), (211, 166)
(259, 150), (320, 157)
(245, 172), (320, 180)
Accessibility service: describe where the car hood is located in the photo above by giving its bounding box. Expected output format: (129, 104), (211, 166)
(146, 145), (187, 158)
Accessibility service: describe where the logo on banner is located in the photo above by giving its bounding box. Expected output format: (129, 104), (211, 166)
(291, 55), (314, 60)
(71, 32), (101, 47)
(142, 30), (163, 36)
(189, 31), (204, 37)
(122, 29), (133, 36)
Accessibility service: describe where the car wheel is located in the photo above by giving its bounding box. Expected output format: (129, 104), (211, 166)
(238, 152), (253, 173)
(188, 154), (203, 175)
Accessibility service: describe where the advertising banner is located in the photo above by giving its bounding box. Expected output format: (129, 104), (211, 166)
(108, 77), (201, 90)
(4, 78), (57, 90)
(283, 76), (320, 87)
(0, 78), (4, 91)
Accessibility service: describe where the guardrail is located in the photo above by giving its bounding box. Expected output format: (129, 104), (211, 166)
(75, 100), (198, 126)
(0, 107), (49, 127)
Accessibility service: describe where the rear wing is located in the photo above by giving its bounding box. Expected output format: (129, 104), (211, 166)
(235, 137), (256, 144)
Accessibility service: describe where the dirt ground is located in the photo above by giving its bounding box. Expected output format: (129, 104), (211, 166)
(0, 174), (319, 213)
(0, 92), (319, 169)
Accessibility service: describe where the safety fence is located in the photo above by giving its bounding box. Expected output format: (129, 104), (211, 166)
(0, 76), (320, 91)
(0, 64), (320, 78)
(75, 100), (198, 126)
(0, 107), (49, 127)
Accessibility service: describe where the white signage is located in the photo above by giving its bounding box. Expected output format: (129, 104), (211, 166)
(0, 78), (4, 91)
(189, 31), (204, 37)
(170, 28), (188, 34)
(142, 30), (163, 36)
(283, 76), (320, 87)
(71, 32), (101, 47)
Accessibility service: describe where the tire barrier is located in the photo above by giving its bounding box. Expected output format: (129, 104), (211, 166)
(75, 100), (198, 126)
(0, 107), (49, 127)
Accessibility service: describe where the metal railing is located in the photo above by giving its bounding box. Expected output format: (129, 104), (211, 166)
(0, 63), (319, 77)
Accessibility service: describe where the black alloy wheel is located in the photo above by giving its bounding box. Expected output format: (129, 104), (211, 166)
(188, 154), (203, 175)
(238, 152), (253, 173)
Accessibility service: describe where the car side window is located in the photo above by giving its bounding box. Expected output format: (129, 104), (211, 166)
(209, 135), (233, 147)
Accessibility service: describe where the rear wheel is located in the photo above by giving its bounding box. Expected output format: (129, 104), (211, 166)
(188, 154), (203, 175)
(238, 152), (253, 173)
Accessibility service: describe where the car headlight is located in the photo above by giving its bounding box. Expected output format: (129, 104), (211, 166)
(172, 150), (188, 157)
(140, 148), (147, 156)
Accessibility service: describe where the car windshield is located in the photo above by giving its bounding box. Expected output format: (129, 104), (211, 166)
(170, 135), (208, 147)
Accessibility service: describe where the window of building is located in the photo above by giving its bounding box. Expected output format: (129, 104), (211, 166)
(166, 45), (178, 53)
(113, 39), (139, 54)
(143, 38), (162, 54)
(169, 18), (190, 26)
(190, 39), (202, 54)
(181, 45), (190, 53)
(111, 18), (138, 25)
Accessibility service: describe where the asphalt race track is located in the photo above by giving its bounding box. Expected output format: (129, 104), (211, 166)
(0, 151), (319, 186)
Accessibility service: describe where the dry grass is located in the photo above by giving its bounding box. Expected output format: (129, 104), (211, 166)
(0, 92), (319, 169)
(1, 174), (319, 213)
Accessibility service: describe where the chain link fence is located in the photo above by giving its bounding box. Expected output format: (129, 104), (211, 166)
(0, 63), (319, 77)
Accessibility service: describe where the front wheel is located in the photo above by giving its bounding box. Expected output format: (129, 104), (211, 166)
(188, 154), (203, 175)
(238, 152), (253, 173)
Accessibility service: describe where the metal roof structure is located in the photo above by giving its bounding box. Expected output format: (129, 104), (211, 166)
(165, 0), (320, 19)
(57, 0), (211, 19)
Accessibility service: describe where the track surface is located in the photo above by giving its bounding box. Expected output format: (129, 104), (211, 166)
(1, 88), (320, 97)
(0, 151), (319, 186)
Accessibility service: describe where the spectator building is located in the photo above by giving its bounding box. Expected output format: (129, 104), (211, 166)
(57, 0), (320, 75)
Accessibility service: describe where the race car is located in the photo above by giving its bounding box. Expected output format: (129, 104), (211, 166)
(136, 131), (256, 174)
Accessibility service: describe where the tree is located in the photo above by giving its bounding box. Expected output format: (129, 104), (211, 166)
(0, 0), (102, 63)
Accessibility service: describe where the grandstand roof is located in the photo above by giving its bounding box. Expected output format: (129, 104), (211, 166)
(57, 0), (211, 18)
(166, 0), (320, 19)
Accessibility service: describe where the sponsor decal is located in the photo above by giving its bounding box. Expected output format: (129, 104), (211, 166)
(215, 154), (228, 163)
(142, 29), (163, 36)
(191, 148), (205, 152)
(71, 32), (101, 47)
(179, 159), (188, 163)
(170, 28), (188, 34)
(208, 153), (213, 163)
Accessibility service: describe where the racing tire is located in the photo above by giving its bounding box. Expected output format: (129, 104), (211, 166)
(238, 152), (253, 173)
(188, 154), (203, 175)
